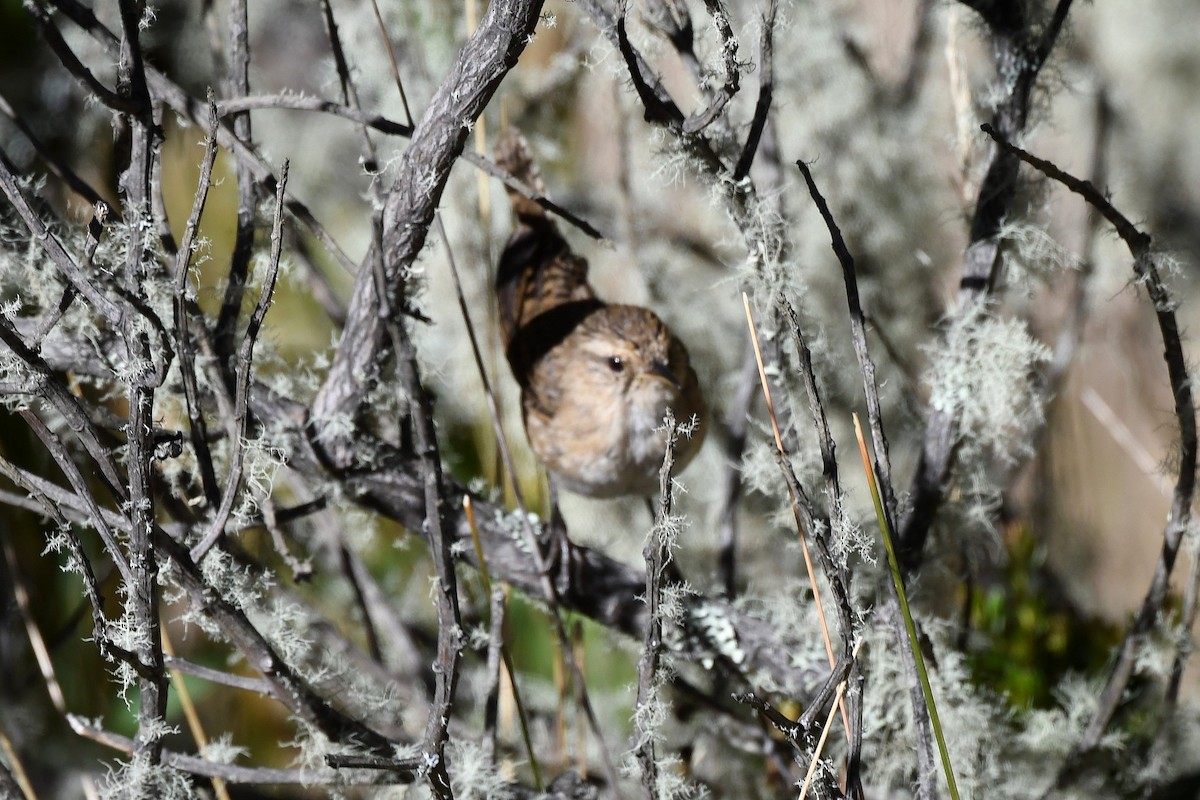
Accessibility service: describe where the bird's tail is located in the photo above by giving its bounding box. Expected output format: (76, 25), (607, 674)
(494, 127), (548, 224)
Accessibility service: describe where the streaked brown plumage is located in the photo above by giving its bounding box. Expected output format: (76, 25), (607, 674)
(495, 130), (707, 498)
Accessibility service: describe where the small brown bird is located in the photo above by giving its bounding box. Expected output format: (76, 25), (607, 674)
(495, 130), (707, 498)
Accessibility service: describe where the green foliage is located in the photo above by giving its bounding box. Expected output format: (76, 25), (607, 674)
(966, 524), (1120, 710)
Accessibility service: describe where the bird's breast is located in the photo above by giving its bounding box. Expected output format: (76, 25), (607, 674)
(522, 358), (699, 498)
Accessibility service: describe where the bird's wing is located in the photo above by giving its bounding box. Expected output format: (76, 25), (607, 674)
(497, 223), (595, 346)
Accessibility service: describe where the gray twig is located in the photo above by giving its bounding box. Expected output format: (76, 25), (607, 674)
(192, 161), (289, 563)
(634, 412), (679, 799)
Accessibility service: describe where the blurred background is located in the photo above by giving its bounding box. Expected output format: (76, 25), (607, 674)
(2, 0), (1200, 796)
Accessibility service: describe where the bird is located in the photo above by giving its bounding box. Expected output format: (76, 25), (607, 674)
(494, 129), (707, 500)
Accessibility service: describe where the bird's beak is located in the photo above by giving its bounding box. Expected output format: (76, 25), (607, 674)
(646, 360), (683, 390)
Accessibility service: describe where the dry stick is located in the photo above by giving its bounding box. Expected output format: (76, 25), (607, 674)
(0, 146), (122, 324)
(213, 0), (257, 372)
(383, 313), (461, 800)
(368, 0), (414, 127)
(191, 161), (290, 563)
(794, 160), (898, 532)
(976, 125), (1198, 779)
(733, 0), (776, 181)
(779, 297), (865, 797)
(163, 658), (273, 694)
(217, 94), (413, 135)
(799, 639), (863, 800)
(317, 0), (374, 162)
(0, 309), (133, 514)
(2, 537), (68, 716)
(172, 91), (223, 510)
(25, 0), (139, 113)
(161, 629), (232, 800)
(0, 725), (34, 800)
(42, 0), (358, 275)
(465, 497), (543, 788)
(112, 0), (171, 772)
(779, 300), (845, 564)
(482, 583), (508, 765)
(459, 150), (607, 241)
(0, 453), (131, 621)
(794, 158), (940, 795)
(1, 453), (398, 754)
(260, 496), (314, 580)
(68, 716), (406, 786)
(898, 0), (1075, 569)
(634, 414), (679, 800)
(682, 0), (740, 134)
(437, 212), (622, 790)
(742, 293), (850, 740)
(15, 406), (135, 587)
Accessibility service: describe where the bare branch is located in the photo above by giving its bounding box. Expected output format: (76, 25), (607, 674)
(979, 123), (1197, 787)
(192, 161), (289, 562)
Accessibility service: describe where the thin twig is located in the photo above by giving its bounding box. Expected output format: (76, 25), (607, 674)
(173, 90), (223, 509)
(163, 657), (273, 694)
(897, 0), (1075, 569)
(743, 294), (851, 740)
(461, 150), (607, 241)
(25, 0), (140, 113)
(162, 629), (232, 800)
(795, 159), (899, 532)
(799, 639), (863, 799)
(114, 0), (171, 768)
(0, 725), (35, 800)
(978, 123), (1197, 785)
(2, 537), (68, 715)
(682, 0), (741, 134)
(733, 0), (775, 181)
(634, 412), (679, 799)
(69, 716), (399, 786)
(465, 496), (543, 787)
(192, 161), (290, 563)
(16, 409), (134, 586)
(217, 94), (413, 135)
(212, 0), (257, 374)
(0, 146), (123, 324)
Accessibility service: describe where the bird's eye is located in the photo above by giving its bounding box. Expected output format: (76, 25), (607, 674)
(608, 356), (625, 373)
